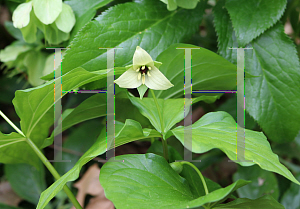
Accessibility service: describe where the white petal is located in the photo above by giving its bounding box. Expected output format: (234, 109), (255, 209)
(133, 46), (154, 69)
(12, 2), (32, 28)
(33, 0), (62, 25)
(115, 68), (142, 89)
(144, 66), (174, 90)
(55, 3), (75, 33)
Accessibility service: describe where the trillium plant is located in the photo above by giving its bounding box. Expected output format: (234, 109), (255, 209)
(0, 0), (300, 209)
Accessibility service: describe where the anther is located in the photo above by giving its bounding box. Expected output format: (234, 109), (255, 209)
(136, 68), (140, 72)
(148, 71), (151, 77)
(138, 73), (141, 80)
(141, 65), (145, 70)
(142, 74), (145, 84)
(148, 66), (151, 70)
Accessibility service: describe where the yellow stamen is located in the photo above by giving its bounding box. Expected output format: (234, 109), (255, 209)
(148, 66), (151, 70)
(148, 71), (151, 77)
(142, 74), (145, 84)
(138, 73), (141, 80)
(141, 65), (145, 70)
(136, 68), (140, 72)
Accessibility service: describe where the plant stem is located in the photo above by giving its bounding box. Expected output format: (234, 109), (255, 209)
(0, 111), (25, 137)
(0, 110), (82, 209)
(149, 89), (168, 162)
(181, 161), (209, 195)
(149, 89), (165, 135)
(161, 138), (169, 162)
(26, 138), (83, 209)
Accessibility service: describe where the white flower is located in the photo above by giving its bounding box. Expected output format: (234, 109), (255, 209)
(12, 1), (33, 28)
(115, 46), (173, 90)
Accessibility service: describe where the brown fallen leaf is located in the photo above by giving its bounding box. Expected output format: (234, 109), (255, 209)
(0, 181), (22, 206)
(71, 164), (114, 209)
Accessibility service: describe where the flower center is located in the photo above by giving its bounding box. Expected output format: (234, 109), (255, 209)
(139, 65), (150, 75)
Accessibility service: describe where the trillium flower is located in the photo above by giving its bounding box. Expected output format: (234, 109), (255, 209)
(115, 46), (174, 91)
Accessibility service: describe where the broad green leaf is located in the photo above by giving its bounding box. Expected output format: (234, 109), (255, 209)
(170, 111), (300, 185)
(0, 131), (39, 168)
(12, 1), (32, 28)
(37, 119), (160, 209)
(128, 92), (218, 137)
(216, 95), (257, 130)
(155, 43), (238, 99)
(147, 140), (183, 163)
(0, 41), (31, 62)
(180, 164), (222, 198)
(4, 21), (23, 40)
(187, 180), (250, 208)
(5, 160), (46, 204)
(32, 0), (62, 25)
(233, 165), (279, 200)
(61, 0), (206, 78)
(12, 67), (112, 149)
(214, 195), (285, 209)
(99, 153), (250, 209)
(214, 0), (300, 143)
(55, 3), (75, 33)
(66, 0), (113, 41)
(20, 10), (37, 43)
(59, 93), (106, 133)
(281, 174), (300, 209)
(24, 50), (47, 86)
(54, 120), (102, 176)
(225, 0), (286, 47)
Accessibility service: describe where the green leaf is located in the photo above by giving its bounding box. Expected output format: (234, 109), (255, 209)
(155, 43), (238, 99)
(170, 111), (300, 185)
(66, 0), (113, 41)
(61, 0), (206, 77)
(32, 0), (62, 25)
(12, 67), (111, 149)
(180, 164), (222, 198)
(54, 120), (102, 176)
(214, 0), (300, 143)
(0, 131), (39, 168)
(214, 195), (285, 209)
(281, 174), (300, 209)
(20, 10), (37, 43)
(23, 50), (47, 86)
(37, 119), (160, 209)
(0, 41), (31, 63)
(233, 165), (279, 200)
(128, 92), (218, 137)
(55, 3), (75, 33)
(225, 0), (286, 47)
(115, 89), (151, 128)
(4, 21), (23, 40)
(5, 161), (46, 204)
(59, 93), (106, 133)
(99, 153), (250, 209)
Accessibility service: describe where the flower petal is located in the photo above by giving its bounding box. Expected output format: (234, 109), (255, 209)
(55, 3), (76, 33)
(144, 66), (174, 90)
(115, 68), (142, 89)
(133, 46), (154, 69)
(12, 2), (32, 28)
